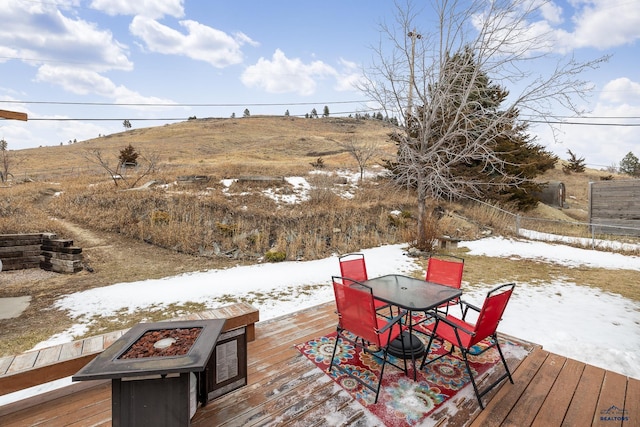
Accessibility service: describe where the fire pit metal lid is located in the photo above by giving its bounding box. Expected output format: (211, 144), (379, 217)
(72, 319), (226, 381)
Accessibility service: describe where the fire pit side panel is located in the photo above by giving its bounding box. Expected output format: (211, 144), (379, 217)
(112, 373), (191, 427)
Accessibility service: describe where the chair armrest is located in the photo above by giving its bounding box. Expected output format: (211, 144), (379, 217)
(461, 300), (481, 320)
(377, 310), (408, 334)
(433, 311), (476, 336)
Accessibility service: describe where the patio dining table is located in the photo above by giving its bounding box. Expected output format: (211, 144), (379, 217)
(361, 274), (462, 379)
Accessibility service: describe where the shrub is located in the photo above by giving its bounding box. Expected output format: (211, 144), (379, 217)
(264, 250), (286, 262)
(151, 210), (170, 224)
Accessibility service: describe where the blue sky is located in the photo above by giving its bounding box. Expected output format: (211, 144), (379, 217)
(1, 0), (639, 169)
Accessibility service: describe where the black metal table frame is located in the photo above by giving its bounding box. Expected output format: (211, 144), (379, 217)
(361, 274), (462, 380)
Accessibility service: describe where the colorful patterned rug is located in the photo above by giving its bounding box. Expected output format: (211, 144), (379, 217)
(295, 323), (525, 426)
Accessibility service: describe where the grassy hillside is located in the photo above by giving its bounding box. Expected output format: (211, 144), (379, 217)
(1, 115), (638, 355)
(15, 116), (395, 179)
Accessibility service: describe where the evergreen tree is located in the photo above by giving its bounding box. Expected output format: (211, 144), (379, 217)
(619, 151), (640, 177)
(387, 47), (556, 210)
(243, 109), (250, 117)
(119, 144), (139, 166)
(323, 106), (329, 117)
(563, 149), (586, 173)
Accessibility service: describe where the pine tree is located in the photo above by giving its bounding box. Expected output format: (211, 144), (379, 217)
(119, 144), (139, 166)
(387, 47), (557, 210)
(619, 151), (640, 177)
(563, 149), (586, 173)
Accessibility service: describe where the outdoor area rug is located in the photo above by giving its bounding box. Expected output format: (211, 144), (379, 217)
(295, 326), (527, 427)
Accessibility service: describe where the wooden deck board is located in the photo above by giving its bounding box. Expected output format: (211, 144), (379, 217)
(561, 364), (605, 427)
(531, 357), (585, 427)
(6, 351), (38, 374)
(593, 370), (628, 427)
(34, 345), (62, 367)
(1, 302), (638, 427)
(624, 376), (639, 427)
(502, 352), (567, 426)
(1, 382), (110, 427)
(469, 346), (548, 427)
(0, 356), (13, 375)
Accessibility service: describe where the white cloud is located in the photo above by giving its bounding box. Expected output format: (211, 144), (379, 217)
(568, 1), (640, 50)
(0, 2), (132, 72)
(89, 0), (184, 19)
(333, 58), (364, 92)
(601, 77), (640, 104)
(548, 1), (640, 52)
(130, 17), (251, 68)
(34, 65), (175, 106)
(539, 1), (564, 25)
(483, 1), (640, 55)
(532, 91), (640, 169)
(241, 49), (337, 96)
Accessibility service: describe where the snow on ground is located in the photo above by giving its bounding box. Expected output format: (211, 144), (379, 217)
(43, 235), (640, 380)
(2, 234), (638, 407)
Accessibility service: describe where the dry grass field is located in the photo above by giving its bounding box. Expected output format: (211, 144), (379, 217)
(1, 115), (638, 356)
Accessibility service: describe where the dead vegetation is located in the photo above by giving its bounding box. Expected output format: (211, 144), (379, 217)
(0, 116), (638, 356)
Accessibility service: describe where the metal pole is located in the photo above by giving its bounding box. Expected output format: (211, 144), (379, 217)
(406, 30), (421, 119)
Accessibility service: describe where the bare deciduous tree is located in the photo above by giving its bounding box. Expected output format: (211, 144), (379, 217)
(84, 148), (159, 188)
(0, 138), (21, 183)
(337, 138), (381, 182)
(359, 0), (607, 249)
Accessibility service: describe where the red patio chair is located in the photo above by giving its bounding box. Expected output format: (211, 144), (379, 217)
(420, 283), (516, 409)
(425, 255), (464, 314)
(329, 276), (408, 403)
(338, 253), (391, 314)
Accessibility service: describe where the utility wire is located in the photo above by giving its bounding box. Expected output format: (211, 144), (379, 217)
(0, 99), (364, 107)
(9, 116), (640, 126)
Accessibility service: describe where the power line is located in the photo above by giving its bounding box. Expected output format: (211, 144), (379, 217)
(2, 99), (639, 122)
(0, 99), (365, 107)
(7, 116), (639, 126)
(527, 120), (640, 127)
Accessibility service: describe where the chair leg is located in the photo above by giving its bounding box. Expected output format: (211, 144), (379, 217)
(495, 339), (514, 384)
(375, 351), (389, 403)
(328, 330), (341, 373)
(419, 331), (437, 369)
(462, 338), (514, 410)
(460, 348), (485, 409)
(420, 323), (452, 369)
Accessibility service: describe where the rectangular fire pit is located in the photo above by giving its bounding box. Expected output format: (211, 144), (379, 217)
(73, 319), (226, 427)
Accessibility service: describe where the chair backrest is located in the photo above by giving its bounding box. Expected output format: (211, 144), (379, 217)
(425, 256), (464, 289)
(470, 283), (515, 347)
(332, 276), (380, 346)
(338, 253), (368, 282)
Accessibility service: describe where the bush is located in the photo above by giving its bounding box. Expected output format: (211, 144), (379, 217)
(264, 250), (286, 262)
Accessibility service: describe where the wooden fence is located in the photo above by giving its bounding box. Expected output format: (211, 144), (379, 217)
(589, 180), (640, 237)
